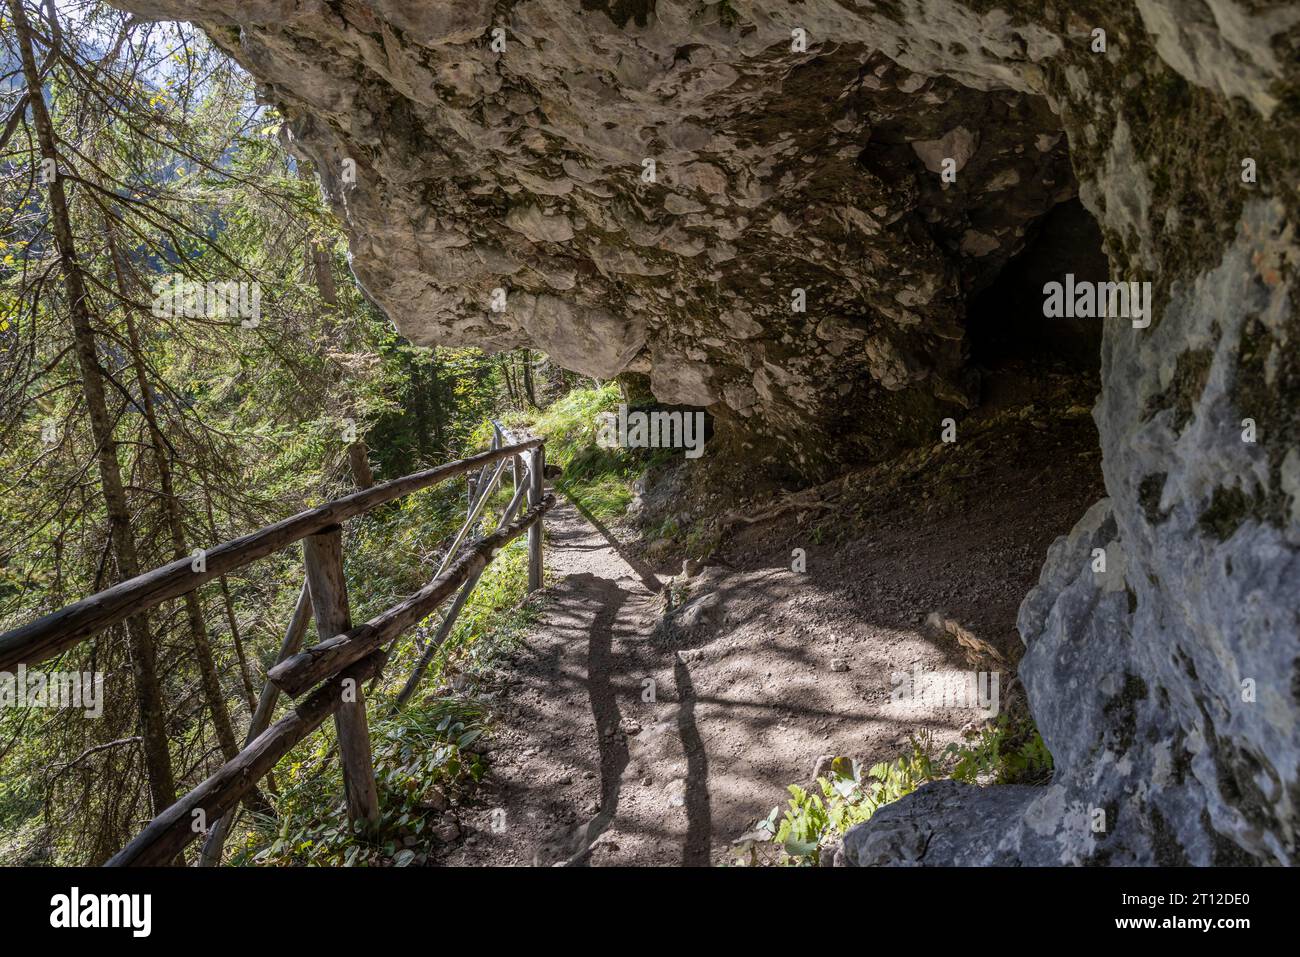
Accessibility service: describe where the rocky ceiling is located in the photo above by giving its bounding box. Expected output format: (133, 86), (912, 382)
(112, 1), (1300, 866)
(114, 0), (1101, 469)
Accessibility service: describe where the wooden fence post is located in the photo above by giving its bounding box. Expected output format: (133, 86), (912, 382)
(528, 444), (545, 591)
(302, 526), (380, 831)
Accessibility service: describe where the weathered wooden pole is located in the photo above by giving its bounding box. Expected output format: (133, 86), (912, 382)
(197, 578), (314, 866)
(528, 444), (545, 591)
(271, 498), (552, 697)
(107, 652), (387, 867)
(302, 526), (380, 832)
(0, 438), (541, 672)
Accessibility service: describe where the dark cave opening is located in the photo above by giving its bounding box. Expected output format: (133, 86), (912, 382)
(855, 194), (1109, 660)
(966, 197), (1108, 376)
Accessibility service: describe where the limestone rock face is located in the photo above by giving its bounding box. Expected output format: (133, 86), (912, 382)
(113, 0), (1086, 467)
(112, 0), (1300, 865)
(849, 197), (1300, 866)
(1020, 201), (1300, 865)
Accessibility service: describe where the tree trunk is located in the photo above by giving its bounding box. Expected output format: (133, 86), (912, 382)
(521, 349), (538, 409)
(296, 163), (373, 489)
(200, 486), (259, 711)
(10, 0), (176, 813)
(308, 240), (338, 311)
(108, 228), (240, 762)
(407, 351), (433, 461)
(500, 355), (519, 409)
(427, 357), (445, 447)
(347, 440), (376, 490)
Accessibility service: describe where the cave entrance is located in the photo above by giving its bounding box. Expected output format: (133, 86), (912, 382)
(920, 195), (1109, 662)
(966, 197), (1108, 377)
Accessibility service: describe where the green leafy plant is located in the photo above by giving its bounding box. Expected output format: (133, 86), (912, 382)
(233, 694), (489, 867)
(522, 384), (639, 521)
(745, 716), (1053, 866)
(747, 737), (942, 866)
(232, 422), (542, 867)
(948, 712), (1054, 786)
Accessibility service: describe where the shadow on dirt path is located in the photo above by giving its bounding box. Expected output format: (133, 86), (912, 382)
(674, 654), (711, 866)
(445, 484), (1001, 867)
(446, 374), (1101, 865)
(564, 572), (630, 865)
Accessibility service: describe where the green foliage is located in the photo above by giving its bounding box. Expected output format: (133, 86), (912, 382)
(948, 711), (1054, 786)
(525, 382), (621, 468)
(744, 716), (1053, 866)
(229, 442), (541, 866)
(367, 344), (501, 476)
(744, 738), (942, 866)
(527, 384), (639, 521)
(235, 696), (488, 867)
(0, 4), (542, 864)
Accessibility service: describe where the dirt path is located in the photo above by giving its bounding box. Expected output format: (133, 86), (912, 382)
(442, 492), (666, 865)
(445, 489), (1001, 866)
(437, 367), (1103, 867)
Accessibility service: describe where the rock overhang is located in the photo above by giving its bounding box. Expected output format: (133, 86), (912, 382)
(111, 0), (1100, 468)
(109, 0), (1300, 865)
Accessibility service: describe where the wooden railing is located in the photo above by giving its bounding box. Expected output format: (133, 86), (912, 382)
(0, 428), (551, 866)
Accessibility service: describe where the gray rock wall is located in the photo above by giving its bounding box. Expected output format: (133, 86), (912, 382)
(113, 0), (1096, 469)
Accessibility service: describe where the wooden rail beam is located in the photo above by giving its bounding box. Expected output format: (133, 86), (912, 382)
(105, 651), (387, 867)
(0, 439), (541, 672)
(64, 435), (554, 867)
(269, 495), (555, 699)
